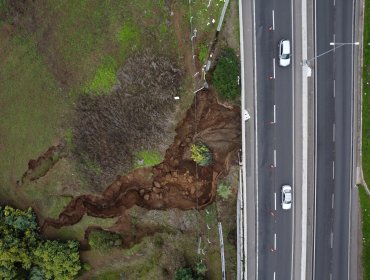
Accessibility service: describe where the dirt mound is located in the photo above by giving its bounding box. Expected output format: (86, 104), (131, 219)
(42, 90), (240, 232)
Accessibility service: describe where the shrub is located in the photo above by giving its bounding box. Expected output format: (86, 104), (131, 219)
(153, 234), (164, 248)
(191, 142), (212, 166)
(195, 261), (207, 276)
(174, 268), (194, 280)
(88, 229), (122, 253)
(217, 181), (232, 200)
(212, 48), (240, 100)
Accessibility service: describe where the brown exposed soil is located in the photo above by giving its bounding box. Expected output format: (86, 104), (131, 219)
(20, 143), (66, 184)
(42, 89), (240, 235)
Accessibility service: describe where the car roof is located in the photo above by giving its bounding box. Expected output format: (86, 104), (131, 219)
(282, 40), (290, 54)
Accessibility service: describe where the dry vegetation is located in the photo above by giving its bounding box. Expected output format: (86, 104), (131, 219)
(74, 50), (183, 188)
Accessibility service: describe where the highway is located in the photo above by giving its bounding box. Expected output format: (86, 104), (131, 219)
(312, 0), (357, 279)
(238, 0), (360, 278)
(250, 0), (295, 279)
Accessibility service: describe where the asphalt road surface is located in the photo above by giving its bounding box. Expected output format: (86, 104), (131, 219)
(313, 0), (355, 278)
(254, 0), (294, 279)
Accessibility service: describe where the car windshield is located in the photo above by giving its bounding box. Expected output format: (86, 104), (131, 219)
(281, 53), (290, 59)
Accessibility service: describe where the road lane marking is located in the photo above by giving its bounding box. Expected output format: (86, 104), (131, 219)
(333, 123), (335, 142)
(330, 273), (333, 280)
(333, 34), (336, 53)
(332, 161), (335, 179)
(274, 149), (277, 167)
(331, 232), (333, 248)
(333, 79), (336, 98)
(273, 104), (276, 123)
(332, 193), (335, 209)
(274, 192), (277, 210)
(274, 233), (277, 250)
(274, 271), (276, 280)
(272, 10), (275, 30)
(273, 58), (276, 79)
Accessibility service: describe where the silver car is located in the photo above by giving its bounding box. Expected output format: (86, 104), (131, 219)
(281, 185), (292, 210)
(278, 39), (291, 67)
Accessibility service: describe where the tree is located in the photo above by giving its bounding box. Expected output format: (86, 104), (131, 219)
(212, 48), (240, 100)
(191, 142), (212, 166)
(0, 206), (81, 280)
(34, 240), (81, 280)
(174, 268), (194, 280)
(217, 182), (232, 200)
(88, 229), (122, 253)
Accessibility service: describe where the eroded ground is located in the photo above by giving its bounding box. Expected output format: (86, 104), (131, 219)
(43, 89), (240, 240)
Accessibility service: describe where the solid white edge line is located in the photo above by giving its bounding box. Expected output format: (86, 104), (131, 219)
(311, 0), (317, 277)
(252, 0), (259, 276)
(348, 0), (355, 278)
(272, 10), (275, 30)
(237, 0), (247, 278)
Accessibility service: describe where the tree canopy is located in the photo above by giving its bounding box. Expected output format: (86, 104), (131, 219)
(212, 48), (240, 101)
(0, 205), (81, 280)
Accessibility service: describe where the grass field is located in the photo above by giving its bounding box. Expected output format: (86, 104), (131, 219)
(359, 187), (370, 280)
(0, 0), (234, 278)
(362, 0), (370, 278)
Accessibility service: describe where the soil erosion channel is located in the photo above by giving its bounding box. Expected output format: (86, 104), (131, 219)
(43, 90), (241, 234)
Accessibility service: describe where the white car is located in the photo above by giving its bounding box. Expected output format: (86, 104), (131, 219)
(281, 185), (292, 210)
(278, 39), (291, 67)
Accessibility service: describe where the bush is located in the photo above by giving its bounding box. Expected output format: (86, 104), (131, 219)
(174, 268), (194, 280)
(212, 48), (240, 100)
(217, 181), (232, 200)
(88, 229), (122, 253)
(195, 261), (207, 276)
(191, 142), (212, 166)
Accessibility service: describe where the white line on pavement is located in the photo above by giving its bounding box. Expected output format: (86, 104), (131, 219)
(330, 232), (333, 248)
(273, 58), (276, 79)
(332, 193), (335, 209)
(330, 273), (333, 280)
(274, 271), (276, 280)
(332, 161), (335, 179)
(333, 123), (335, 142)
(274, 233), (277, 250)
(272, 10), (275, 30)
(333, 34), (336, 53)
(274, 149), (277, 167)
(333, 79), (336, 98)
(274, 192), (277, 211)
(273, 104), (276, 123)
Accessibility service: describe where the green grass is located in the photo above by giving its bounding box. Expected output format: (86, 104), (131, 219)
(363, 0), (370, 185)
(199, 43), (208, 64)
(359, 187), (370, 280)
(45, 215), (117, 241)
(362, 1), (370, 279)
(133, 150), (163, 168)
(85, 56), (118, 94)
(0, 35), (69, 200)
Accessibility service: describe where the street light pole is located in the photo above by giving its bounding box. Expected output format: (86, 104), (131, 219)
(303, 42), (359, 66)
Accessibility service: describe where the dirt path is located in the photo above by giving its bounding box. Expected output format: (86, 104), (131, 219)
(42, 90), (240, 234)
